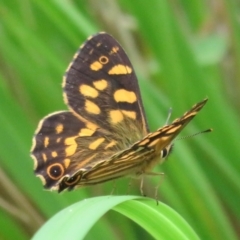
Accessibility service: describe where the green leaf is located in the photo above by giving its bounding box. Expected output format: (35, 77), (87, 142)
(32, 196), (199, 240)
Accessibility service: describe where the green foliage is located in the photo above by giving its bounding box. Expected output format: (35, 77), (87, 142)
(33, 196), (200, 240)
(0, 0), (239, 239)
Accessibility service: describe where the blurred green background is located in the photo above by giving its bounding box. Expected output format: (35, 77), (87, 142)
(0, 0), (240, 239)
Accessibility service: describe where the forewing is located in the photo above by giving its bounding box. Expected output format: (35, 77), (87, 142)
(63, 32), (148, 134)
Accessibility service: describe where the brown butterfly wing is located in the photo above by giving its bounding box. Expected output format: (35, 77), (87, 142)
(63, 32), (148, 134)
(58, 99), (208, 191)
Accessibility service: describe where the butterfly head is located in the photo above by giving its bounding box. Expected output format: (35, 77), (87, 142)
(161, 144), (173, 160)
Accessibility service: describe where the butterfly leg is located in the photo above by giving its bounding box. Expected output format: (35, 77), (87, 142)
(126, 178), (133, 195)
(144, 172), (165, 204)
(140, 176), (147, 197)
(110, 180), (117, 195)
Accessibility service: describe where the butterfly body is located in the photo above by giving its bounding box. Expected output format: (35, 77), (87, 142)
(31, 32), (208, 192)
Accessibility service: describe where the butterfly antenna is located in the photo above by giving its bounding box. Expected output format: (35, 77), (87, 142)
(165, 107), (172, 125)
(177, 128), (213, 141)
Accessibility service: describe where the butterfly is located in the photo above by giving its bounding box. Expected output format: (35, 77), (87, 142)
(30, 32), (208, 194)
